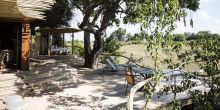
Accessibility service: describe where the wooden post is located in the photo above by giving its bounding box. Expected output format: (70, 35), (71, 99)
(72, 33), (74, 55)
(21, 22), (30, 70)
(39, 34), (42, 55)
(47, 33), (51, 56)
(62, 33), (65, 48)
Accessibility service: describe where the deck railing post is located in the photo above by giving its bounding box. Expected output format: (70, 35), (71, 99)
(21, 22), (30, 70)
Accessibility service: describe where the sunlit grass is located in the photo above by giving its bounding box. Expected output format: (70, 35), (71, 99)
(119, 44), (200, 71)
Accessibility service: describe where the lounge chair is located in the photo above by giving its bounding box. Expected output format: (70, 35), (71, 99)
(105, 58), (125, 72)
(109, 56), (126, 67)
(109, 56), (137, 67)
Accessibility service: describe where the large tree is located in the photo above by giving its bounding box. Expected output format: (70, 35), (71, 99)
(71, 0), (200, 68)
(71, 0), (126, 68)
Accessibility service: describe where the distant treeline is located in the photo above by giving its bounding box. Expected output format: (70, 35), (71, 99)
(172, 31), (220, 41)
(109, 28), (220, 43)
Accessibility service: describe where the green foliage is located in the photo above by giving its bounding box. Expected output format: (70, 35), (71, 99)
(31, 0), (73, 28)
(139, 31), (149, 40)
(110, 28), (126, 41)
(70, 0), (128, 30)
(126, 31), (149, 45)
(126, 33), (133, 41)
(52, 34), (63, 46)
(172, 34), (186, 42)
(101, 35), (124, 64)
(126, 0), (201, 109)
(179, 0), (200, 11)
(70, 0), (202, 108)
(172, 100), (181, 110)
(164, 31), (220, 109)
(72, 40), (84, 57)
(103, 36), (123, 57)
(31, 0), (73, 46)
(70, 0), (199, 68)
(185, 31), (220, 41)
(129, 33), (142, 44)
(187, 32), (220, 109)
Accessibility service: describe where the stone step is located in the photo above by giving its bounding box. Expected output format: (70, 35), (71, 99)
(0, 80), (16, 88)
(18, 68), (64, 78)
(0, 86), (17, 93)
(24, 71), (72, 87)
(52, 76), (77, 86)
(0, 75), (17, 82)
(0, 84), (17, 91)
(0, 75), (17, 101)
(18, 75), (75, 95)
(0, 89), (17, 99)
(23, 70), (70, 83)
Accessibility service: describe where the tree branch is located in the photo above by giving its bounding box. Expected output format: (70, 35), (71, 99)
(98, 0), (121, 33)
(78, 4), (100, 29)
(101, 53), (146, 68)
(91, 7), (103, 27)
(83, 27), (96, 34)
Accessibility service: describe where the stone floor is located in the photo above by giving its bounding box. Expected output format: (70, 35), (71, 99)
(0, 55), (209, 110)
(0, 55), (146, 110)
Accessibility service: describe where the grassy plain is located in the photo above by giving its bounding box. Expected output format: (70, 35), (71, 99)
(118, 44), (200, 71)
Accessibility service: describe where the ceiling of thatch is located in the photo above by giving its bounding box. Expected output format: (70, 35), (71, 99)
(0, 0), (54, 21)
(36, 27), (81, 33)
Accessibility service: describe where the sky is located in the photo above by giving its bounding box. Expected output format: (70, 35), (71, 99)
(65, 0), (220, 41)
(175, 0), (220, 34)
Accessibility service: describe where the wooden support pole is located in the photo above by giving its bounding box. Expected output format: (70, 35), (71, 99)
(21, 22), (30, 70)
(39, 33), (43, 55)
(62, 33), (65, 48)
(72, 33), (74, 55)
(47, 33), (51, 56)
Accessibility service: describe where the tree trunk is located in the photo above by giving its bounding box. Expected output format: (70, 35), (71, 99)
(84, 32), (103, 68)
(84, 31), (91, 67)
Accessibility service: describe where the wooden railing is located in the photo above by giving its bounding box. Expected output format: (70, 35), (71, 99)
(127, 78), (152, 110)
(127, 69), (206, 110)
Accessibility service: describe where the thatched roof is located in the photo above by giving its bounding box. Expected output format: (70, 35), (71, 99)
(0, 0), (54, 21)
(36, 27), (81, 33)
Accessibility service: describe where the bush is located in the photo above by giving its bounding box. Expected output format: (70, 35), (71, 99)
(102, 36), (123, 63)
(72, 40), (84, 57)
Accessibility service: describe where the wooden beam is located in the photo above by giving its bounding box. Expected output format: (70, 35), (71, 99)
(62, 33), (65, 48)
(47, 34), (50, 56)
(36, 28), (81, 33)
(72, 33), (74, 55)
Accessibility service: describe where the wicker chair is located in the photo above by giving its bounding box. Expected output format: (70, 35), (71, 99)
(124, 66), (141, 95)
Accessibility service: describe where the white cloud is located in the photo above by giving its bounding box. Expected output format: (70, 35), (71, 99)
(197, 10), (210, 21)
(201, 0), (211, 3)
(214, 19), (220, 24)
